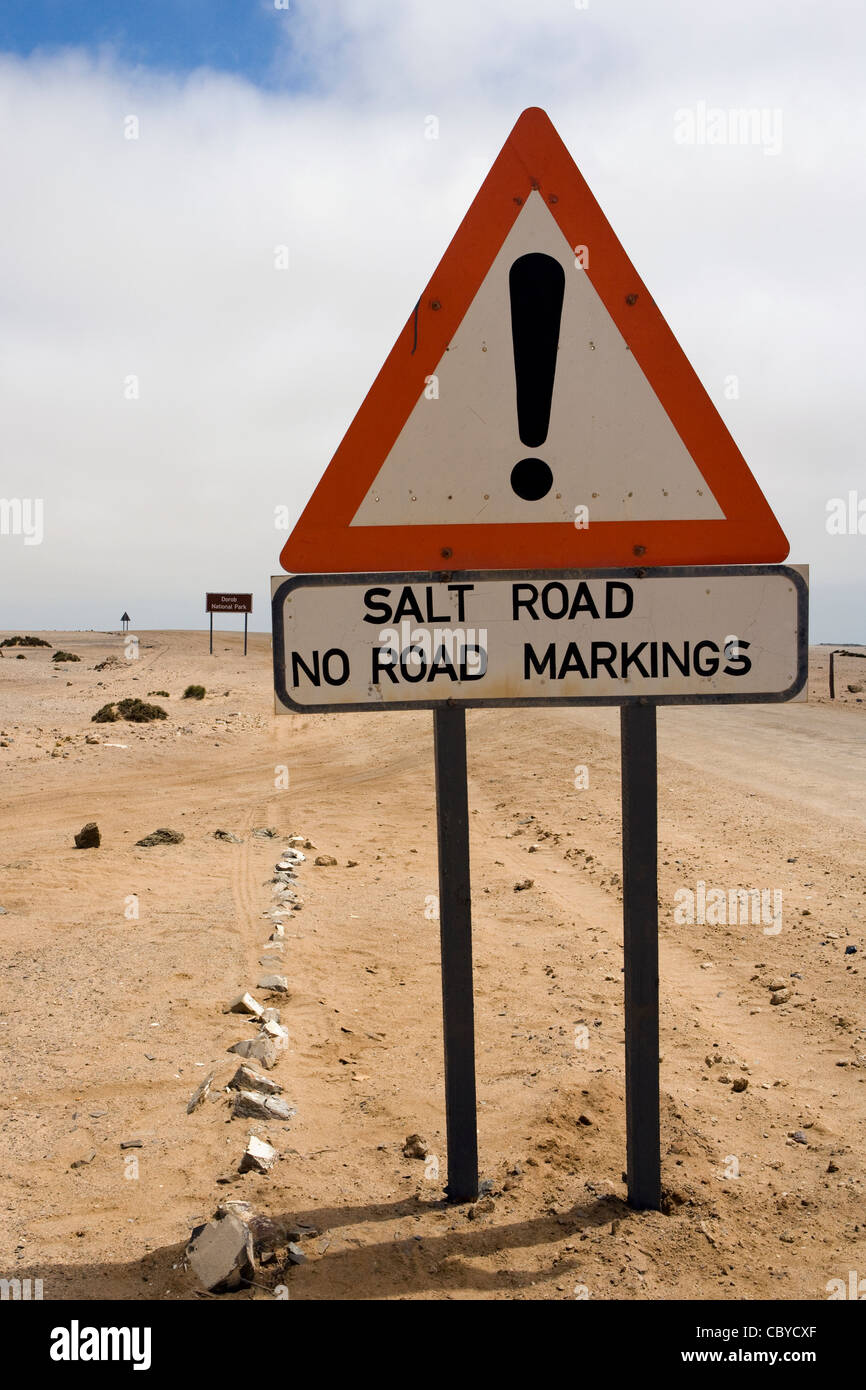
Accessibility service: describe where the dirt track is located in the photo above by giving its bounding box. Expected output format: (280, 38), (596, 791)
(1, 631), (864, 1299)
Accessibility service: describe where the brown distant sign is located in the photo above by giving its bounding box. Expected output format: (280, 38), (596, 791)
(206, 593), (252, 614)
(206, 592), (253, 656)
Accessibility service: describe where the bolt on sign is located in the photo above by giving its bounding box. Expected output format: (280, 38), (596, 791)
(272, 107), (808, 1212)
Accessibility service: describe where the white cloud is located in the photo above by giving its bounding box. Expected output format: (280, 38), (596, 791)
(0, 0), (863, 636)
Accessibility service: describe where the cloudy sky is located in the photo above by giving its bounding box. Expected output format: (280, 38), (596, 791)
(0, 0), (862, 638)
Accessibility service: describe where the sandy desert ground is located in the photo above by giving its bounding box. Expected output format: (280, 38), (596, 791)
(0, 629), (864, 1301)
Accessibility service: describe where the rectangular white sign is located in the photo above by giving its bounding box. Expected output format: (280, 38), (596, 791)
(271, 566), (807, 713)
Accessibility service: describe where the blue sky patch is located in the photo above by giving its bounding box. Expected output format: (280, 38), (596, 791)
(0, 0), (294, 85)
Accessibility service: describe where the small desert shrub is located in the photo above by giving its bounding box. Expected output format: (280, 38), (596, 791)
(1, 635), (51, 648)
(182, 684), (206, 700)
(91, 698), (167, 724)
(148, 690), (170, 697)
(117, 698), (167, 722)
(52, 650), (81, 662)
(92, 703), (119, 723)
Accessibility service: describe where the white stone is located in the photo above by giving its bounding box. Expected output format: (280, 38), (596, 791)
(228, 1037), (279, 1069)
(231, 1089), (295, 1122)
(227, 1063), (283, 1095)
(186, 1212), (253, 1292)
(225, 991), (264, 1018)
(258, 974), (288, 994)
(239, 1135), (277, 1174)
(260, 1018), (289, 1051)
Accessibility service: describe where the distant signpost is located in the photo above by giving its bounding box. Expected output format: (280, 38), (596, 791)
(271, 107), (808, 1211)
(206, 593), (252, 655)
(120, 612), (130, 633)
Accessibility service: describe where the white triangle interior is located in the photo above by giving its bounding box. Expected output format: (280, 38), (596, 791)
(350, 191), (725, 527)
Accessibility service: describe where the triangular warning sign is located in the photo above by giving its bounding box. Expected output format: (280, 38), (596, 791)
(282, 107), (788, 573)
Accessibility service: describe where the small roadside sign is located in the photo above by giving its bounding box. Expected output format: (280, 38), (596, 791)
(206, 593), (253, 655)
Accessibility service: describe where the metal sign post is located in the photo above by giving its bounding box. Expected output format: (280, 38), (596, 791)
(433, 705), (479, 1203)
(620, 703), (661, 1210)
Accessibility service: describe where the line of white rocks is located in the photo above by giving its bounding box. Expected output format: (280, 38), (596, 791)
(184, 833), (316, 1293)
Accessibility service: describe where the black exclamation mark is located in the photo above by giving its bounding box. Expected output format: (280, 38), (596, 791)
(509, 252), (565, 500)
